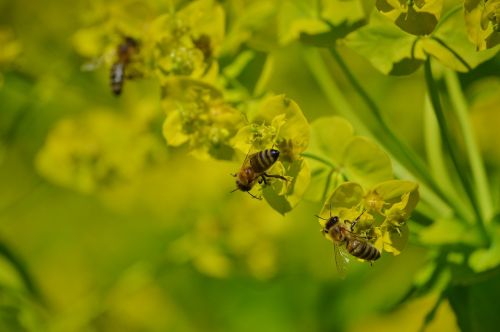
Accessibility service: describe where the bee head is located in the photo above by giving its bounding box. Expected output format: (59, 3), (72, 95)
(236, 179), (252, 192)
(323, 216), (339, 233)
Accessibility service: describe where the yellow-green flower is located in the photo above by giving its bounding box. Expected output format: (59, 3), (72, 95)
(162, 77), (245, 160)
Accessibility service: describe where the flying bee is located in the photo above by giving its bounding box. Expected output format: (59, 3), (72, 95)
(318, 208), (380, 276)
(110, 37), (139, 96)
(232, 148), (288, 199)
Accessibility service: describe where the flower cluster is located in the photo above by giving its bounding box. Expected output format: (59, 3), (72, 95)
(36, 108), (165, 194)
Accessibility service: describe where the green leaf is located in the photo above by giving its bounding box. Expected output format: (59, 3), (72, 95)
(464, 0), (500, 50)
(279, 0), (370, 46)
(343, 137), (394, 188)
(381, 222), (409, 255)
(375, 0), (443, 36)
(162, 111), (190, 146)
(420, 6), (500, 72)
(345, 10), (423, 75)
(308, 116), (354, 165)
(303, 116), (354, 202)
(318, 182), (364, 222)
(370, 180), (419, 203)
(263, 159), (311, 215)
(278, 1), (330, 45)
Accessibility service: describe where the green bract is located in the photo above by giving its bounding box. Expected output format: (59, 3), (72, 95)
(347, 7), (500, 75)
(304, 116), (393, 201)
(375, 0), (443, 36)
(464, 0), (500, 50)
(279, 0), (370, 45)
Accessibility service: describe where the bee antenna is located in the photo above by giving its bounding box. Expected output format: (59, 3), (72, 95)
(247, 191), (262, 200)
(315, 214), (327, 221)
(355, 209), (366, 221)
(230, 188), (239, 194)
(329, 202), (333, 218)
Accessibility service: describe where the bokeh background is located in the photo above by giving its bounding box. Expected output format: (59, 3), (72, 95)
(1, 0), (499, 331)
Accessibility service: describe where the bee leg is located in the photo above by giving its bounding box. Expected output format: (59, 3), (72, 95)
(262, 173), (288, 182)
(247, 191), (262, 200)
(350, 209), (367, 231)
(258, 176), (268, 185)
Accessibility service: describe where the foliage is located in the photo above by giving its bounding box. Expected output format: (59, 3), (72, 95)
(1, 0), (499, 331)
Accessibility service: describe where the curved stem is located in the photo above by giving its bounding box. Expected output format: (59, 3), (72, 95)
(301, 152), (336, 169)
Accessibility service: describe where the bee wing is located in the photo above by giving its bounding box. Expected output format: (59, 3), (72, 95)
(80, 50), (115, 72)
(240, 145), (258, 169)
(333, 243), (349, 278)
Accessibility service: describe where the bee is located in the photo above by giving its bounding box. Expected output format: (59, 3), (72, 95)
(110, 37), (139, 96)
(318, 209), (380, 276)
(232, 148), (288, 199)
(192, 34), (212, 61)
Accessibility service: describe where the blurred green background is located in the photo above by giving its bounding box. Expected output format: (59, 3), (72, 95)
(1, 0), (499, 331)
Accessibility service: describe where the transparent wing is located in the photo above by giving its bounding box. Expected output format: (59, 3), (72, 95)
(333, 243), (350, 278)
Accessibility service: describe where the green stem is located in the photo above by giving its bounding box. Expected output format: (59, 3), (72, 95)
(328, 47), (433, 186)
(322, 169), (335, 202)
(444, 69), (493, 224)
(302, 47), (371, 136)
(424, 59), (480, 224)
(327, 47), (474, 223)
(0, 239), (44, 304)
(423, 94), (474, 222)
(301, 151), (336, 169)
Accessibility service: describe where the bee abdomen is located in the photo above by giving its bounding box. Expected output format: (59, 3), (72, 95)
(249, 149), (280, 173)
(110, 62), (124, 95)
(347, 240), (380, 261)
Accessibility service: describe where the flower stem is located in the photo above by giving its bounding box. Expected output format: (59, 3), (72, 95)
(444, 69), (493, 224)
(328, 47), (433, 188)
(302, 47), (370, 136)
(301, 151), (336, 169)
(424, 59), (481, 223)
(0, 239), (44, 304)
(326, 47), (473, 222)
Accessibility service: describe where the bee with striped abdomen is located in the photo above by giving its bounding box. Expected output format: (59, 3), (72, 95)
(110, 37), (139, 96)
(232, 148), (288, 199)
(318, 209), (380, 276)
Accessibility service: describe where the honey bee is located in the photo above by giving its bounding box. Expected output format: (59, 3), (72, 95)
(110, 37), (139, 96)
(318, 209), (380, 276)
(232, 148), (288, 199)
